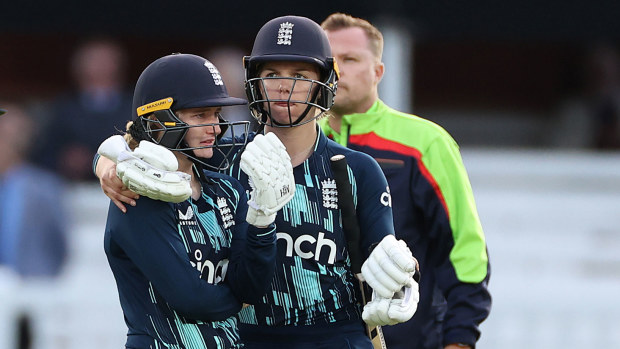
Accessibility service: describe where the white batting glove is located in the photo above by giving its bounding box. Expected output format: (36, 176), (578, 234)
(97, 135), (191, 203)
(361, 235), (418, 298)
(240, 133), (296, 227)
(362, 277), (419, 327)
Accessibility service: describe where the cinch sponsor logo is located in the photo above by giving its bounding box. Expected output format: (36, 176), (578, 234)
(190, 249), (229, 284)
(277, 231), (337, 265)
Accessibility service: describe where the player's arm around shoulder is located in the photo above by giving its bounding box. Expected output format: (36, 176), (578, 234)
(96, 135), (192, 211)
(95, 153), (139, 212)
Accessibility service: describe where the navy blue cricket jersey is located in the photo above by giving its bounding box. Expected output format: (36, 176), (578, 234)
(104, 170), (276, 348)
(219, 129), (395, 343)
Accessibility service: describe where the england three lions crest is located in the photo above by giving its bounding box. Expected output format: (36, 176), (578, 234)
(277, 22), (294, 45)
(217, 197), (235, 229)
(321, 178), (338, 209)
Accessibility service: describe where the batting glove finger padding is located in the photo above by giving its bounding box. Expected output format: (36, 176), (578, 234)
(97, 135), (131, 163)
(240, 133), (296, 227)
(98, 135), (192, 203)
(132, 140), (179, 171)
(362, 277), (419, 327)
(363, 297), (391, 327)
(362, 235), (418, 298)
(117, 157), (191, 203)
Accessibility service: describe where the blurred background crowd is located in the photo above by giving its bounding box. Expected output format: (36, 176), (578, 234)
(1, 1), (620, 348)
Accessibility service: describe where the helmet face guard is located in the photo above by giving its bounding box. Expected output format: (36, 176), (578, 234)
(136, 97), (250, 171)
(243, 16), (339, 127)
(244, 68), (337, 127)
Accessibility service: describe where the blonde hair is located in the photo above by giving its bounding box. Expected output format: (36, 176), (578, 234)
(321, 13), (384, 61)
(123, 121), (139, 150)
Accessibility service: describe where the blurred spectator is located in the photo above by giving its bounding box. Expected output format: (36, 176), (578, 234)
(552, 42), (620, 149)
(586, 43), (620, 149)
(0, 102), (68, 278)
(34, 36), (133, 180)
(204, 46), (258, 135)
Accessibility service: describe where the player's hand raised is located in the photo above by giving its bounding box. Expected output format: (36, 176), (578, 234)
(240, 133), (296, 227)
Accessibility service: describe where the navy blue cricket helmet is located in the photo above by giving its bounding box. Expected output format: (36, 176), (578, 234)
(131, 53), (250, 170)
(244, 15), (339, 127)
